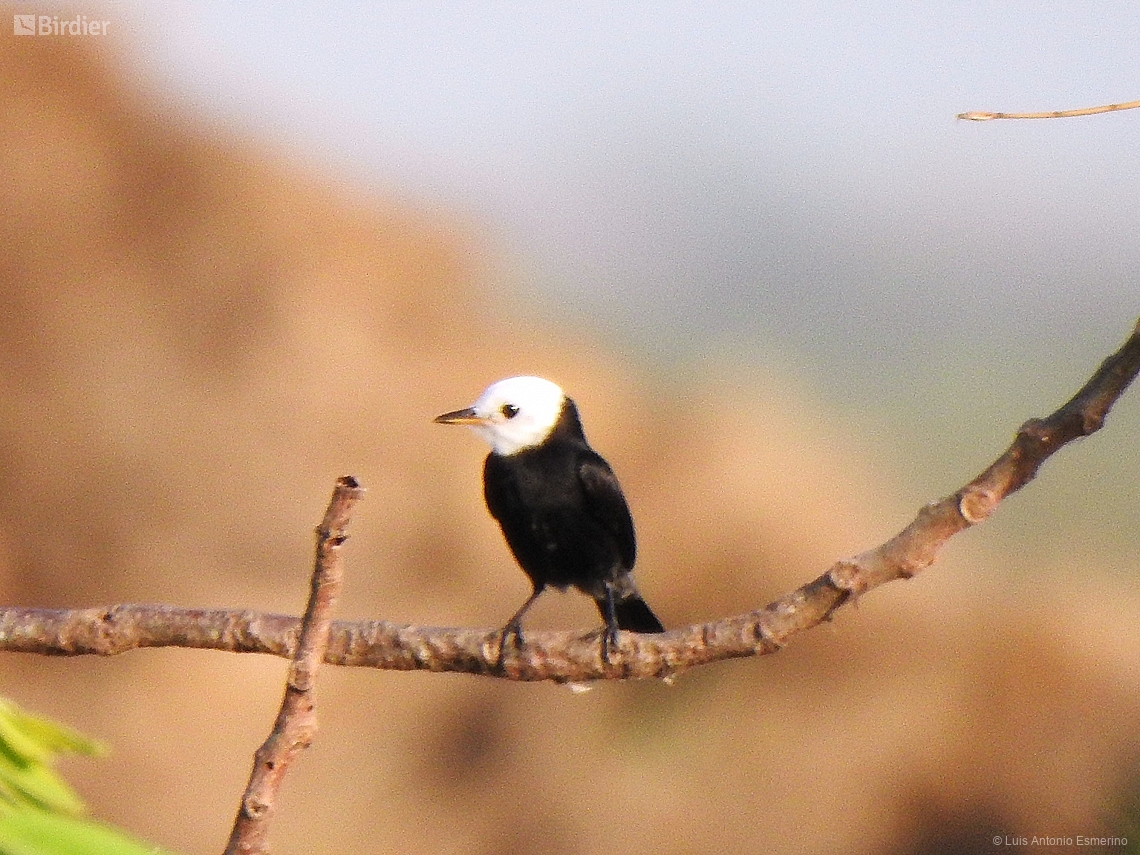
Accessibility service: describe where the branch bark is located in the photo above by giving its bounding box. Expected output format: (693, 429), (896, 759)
(2, 320), (1138, 684)
(223, 475), (363, 855)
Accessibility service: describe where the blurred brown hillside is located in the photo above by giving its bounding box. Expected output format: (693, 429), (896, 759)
(1, 31), (1139, 855)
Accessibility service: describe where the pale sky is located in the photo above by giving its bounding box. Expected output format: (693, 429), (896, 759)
(111, 3), (1139, 414)
(20, 1), (1129, 561)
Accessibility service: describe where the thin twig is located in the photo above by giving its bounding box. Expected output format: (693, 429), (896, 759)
(223, 476), (364, 855)
(1, 321), (1138, 683)
(958, 99), (1140, 121)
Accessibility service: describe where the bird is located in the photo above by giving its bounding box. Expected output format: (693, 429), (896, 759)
(434, 376), (665, 663)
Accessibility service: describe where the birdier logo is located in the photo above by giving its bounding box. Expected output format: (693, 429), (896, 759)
(13, 14), (109, 36)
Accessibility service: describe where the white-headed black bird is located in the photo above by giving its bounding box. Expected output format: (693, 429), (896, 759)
(435, 376), (665, 661)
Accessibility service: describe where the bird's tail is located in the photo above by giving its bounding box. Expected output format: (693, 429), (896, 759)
(605, 595), (665, 634)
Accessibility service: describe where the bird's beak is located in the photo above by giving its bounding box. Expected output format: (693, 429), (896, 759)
(434, 407), (485, 425)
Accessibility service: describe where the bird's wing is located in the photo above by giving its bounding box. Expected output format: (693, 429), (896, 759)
(482, 453), (514, 524)
(577, 454), (636, 569)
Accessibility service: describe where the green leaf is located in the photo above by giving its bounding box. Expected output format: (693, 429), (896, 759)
(0, 700), (184, 855)
(0, 703), (104, 764)
(0, 809), (178, 855)
(0, 760), (86, 816)
(0, 701), (105, 816)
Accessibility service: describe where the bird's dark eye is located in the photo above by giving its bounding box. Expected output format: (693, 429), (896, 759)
(500, 403), (520, 419)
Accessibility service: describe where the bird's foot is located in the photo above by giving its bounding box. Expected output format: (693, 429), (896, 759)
(495, 621), (524, 670)
(600, 623), (620, 667)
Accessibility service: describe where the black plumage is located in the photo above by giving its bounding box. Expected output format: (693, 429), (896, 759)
(436, 380), (664, 662)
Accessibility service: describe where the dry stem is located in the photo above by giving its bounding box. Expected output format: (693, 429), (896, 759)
(958, 98), (1140, 121)
(223, 475), (364, 855)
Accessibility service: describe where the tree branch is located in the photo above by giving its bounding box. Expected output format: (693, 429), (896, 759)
(2, 320), (1138, 684)
(223, 475), (363, 855)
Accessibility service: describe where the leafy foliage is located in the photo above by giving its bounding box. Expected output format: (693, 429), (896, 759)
(0, 699), (178, 855)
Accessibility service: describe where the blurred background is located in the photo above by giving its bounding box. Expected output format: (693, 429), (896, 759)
(2, 3), (1139, 853)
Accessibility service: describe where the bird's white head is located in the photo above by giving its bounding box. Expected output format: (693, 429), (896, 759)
(434, 376), (568, 456)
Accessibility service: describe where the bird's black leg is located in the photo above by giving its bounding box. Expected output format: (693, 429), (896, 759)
(599, 582), (620, 666)
(497, 587), (544, 668)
